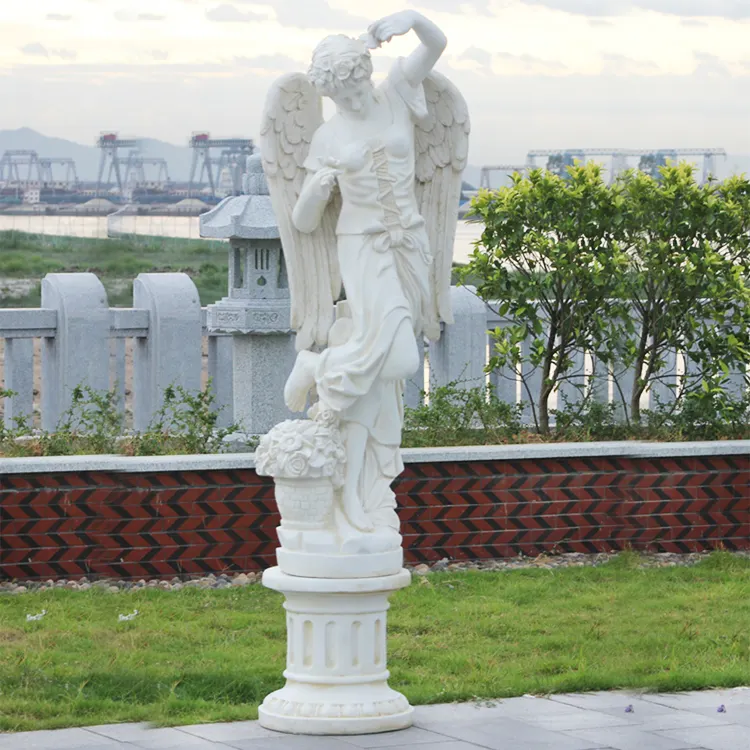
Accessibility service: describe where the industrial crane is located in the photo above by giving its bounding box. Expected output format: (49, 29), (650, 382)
(525, 148), (727, 184)
(96, 133), (140, 197)
(122, 151), (171, 190)
(38, 158), (79, 191)
(188, 132), (255, 198)
(479, 164), (532, 189)
(0, 150), (41, 190)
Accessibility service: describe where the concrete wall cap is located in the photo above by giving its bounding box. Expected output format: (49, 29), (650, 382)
(0, 441), (746, 474)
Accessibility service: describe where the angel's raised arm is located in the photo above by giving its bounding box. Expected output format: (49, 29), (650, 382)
(367, 11), (447, 88)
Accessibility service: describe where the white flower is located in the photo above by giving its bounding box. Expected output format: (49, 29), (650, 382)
(285, 453), (308, 477)
(333, 60), (351, 80)
(256, 417), (346, 481)
(278, 432), (303, 453)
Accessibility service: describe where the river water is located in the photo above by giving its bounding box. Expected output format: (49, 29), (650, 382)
(0, 214), (484, 265)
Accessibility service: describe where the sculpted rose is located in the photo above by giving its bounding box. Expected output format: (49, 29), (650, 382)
(285, 453), (308, 478)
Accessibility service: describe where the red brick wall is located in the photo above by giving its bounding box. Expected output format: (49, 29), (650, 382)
(1, 454), (748, 580)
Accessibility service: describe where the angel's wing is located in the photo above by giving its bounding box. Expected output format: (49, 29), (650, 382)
(260, 73), (341, 351)
(415, 70), (470, 341)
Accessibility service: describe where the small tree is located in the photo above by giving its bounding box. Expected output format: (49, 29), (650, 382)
(614, 165), (750, 424)
(463, 164), (629, 434)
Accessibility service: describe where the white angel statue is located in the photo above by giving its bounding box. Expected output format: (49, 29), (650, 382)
(261, 10), (469, 551)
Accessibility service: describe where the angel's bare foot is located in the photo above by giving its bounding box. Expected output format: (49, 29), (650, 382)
(284, 350), (319, 412)
(343, 489), (374, 532)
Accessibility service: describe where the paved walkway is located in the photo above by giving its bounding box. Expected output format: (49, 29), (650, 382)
(1, 690), (749, 750)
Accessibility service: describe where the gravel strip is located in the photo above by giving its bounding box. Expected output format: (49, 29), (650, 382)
(409, 550), (750, 576)
(1, 552), (748, 594)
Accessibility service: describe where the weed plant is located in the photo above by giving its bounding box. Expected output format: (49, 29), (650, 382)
(402, 381), (750, 448)
(0, 382), (241, 457)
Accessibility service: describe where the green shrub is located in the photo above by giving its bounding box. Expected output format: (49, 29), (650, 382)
(403, 382), (523, 447)
(463, 161), (750, 436)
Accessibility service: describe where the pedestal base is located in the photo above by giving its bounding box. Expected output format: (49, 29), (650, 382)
(259, 567), (413, 735)
(276, 547), (403, 579)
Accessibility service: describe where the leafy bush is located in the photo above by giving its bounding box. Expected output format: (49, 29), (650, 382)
(129, 382), (239, 456)
(463, 162), (750, 436)
(40, 385), (123, 455)
(612, 166), (750, 424)
(463, 163), (629, 434)
(0, 382), (240, 457)
(403, 381), (523, 448)
(402, 382), (750, 447)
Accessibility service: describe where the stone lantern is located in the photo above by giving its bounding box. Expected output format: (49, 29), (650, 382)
(200, 154), (295, 435)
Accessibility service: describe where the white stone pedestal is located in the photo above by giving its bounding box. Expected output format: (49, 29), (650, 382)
(258, 567), (413, 735)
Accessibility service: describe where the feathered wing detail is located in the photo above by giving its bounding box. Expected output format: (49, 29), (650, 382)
(414, 70), (470, 341)
(260, 72), (341, 351)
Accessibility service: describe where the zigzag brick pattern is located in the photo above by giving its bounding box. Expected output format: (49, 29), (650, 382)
(395, 456), (749, 562)
(1, 455), (748, 579)
(0, 470), (278, 580)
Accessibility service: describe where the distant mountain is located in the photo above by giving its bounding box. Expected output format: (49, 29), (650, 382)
(0, 128), (102, 181)
(2, 128), (747, 186)
(1, 127), (487, 187)
(0, 128), (197, 182)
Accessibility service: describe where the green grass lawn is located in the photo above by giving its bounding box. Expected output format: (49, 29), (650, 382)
(1, 552), (749, 732)
(0, 231), (229, 307)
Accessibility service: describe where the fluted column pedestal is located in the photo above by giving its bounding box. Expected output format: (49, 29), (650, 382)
(258, 567), (413, 735)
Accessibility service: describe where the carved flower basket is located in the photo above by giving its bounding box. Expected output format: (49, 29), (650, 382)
(255, 413), (346, 530)
(273, 477), (335, 529)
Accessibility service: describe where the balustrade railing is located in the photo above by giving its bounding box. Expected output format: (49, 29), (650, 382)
(0, 274), (747, 433)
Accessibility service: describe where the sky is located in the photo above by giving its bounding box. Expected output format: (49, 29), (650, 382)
(1, 0), (748, 163)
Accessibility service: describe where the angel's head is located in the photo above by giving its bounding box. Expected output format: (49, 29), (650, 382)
(308, 34), (375, 117)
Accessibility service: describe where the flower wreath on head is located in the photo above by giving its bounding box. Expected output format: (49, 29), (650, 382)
(308, 34), (373, 96)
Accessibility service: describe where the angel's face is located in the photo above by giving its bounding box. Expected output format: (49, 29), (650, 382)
(331, 79), (375, 119)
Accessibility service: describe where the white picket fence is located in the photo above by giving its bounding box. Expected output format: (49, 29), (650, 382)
(0, 273), (747, 433)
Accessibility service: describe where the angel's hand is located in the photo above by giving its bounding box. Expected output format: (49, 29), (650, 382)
(367, 11), (417, 46)
(310, 166), (341, 200)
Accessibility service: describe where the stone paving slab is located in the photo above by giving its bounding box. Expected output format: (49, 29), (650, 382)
(658, 724), (750, 750)
(1, 690), (749, 749)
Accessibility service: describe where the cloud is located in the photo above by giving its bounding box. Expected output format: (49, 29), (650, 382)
(20, 43), (50, 58)
(206, 4), (265, 22)
(601, 52), (659, 74)
(693, 51), (732, 76)
(151, 50), (170, 61)
(460, 46), (492, 67)
(114, 10), (167, 21)
(680, 19), (708, 27)
(492, 51), (567, 73)
(519, 0), (624, 15)
(258, 0), (367, 30)
(409, 0), (492, 12)
(46, 13), (73, 21)
(234, 54), (301, 71)
(4, 61), (749, 165)
(19, 43), (77, 61)
(518, 0), (750, 18)
(588, 19), (614, 26)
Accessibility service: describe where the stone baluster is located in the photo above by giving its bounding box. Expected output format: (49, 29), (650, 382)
(41, 273), (110, 431)
(133, 273), (202, 431)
